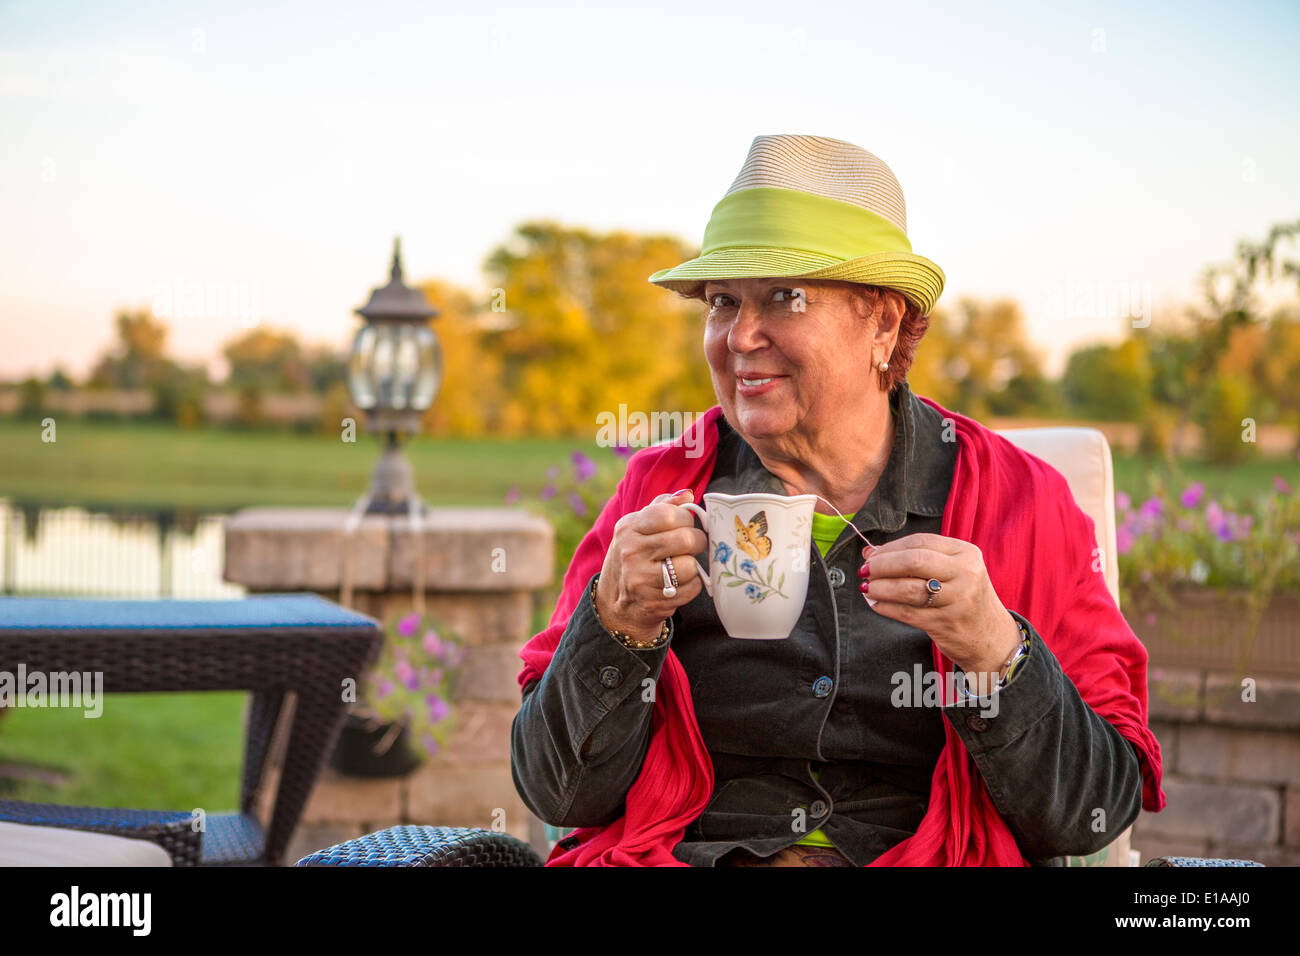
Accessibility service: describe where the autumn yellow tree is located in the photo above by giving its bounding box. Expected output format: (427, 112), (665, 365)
(479, 222), (714, 437)
(416, 278), (507, 437)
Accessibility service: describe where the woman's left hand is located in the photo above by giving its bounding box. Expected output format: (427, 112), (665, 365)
(859, 532), (1022, 679)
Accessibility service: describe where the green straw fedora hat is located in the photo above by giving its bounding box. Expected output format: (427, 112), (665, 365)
(649, 134), (945, 316)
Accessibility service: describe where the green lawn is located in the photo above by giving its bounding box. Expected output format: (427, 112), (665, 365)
(0, 692), (244, 810)
(1111, 453), (1299, 505)
(0, 419), (611, 511)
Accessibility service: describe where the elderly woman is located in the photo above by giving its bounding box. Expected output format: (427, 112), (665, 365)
(512, 135), (1165, 866)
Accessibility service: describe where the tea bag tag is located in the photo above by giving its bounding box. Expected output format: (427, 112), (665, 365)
(813, 494), (878, 607)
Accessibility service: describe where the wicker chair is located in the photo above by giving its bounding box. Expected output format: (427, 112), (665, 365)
(0, 593), (381, 866)
(296, 427), (1261, 868)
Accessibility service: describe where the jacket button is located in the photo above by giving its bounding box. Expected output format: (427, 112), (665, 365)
(827, 567), (846, 588)
(966, 714), (990, 733)
(810, 799), (829, 818)
(812, 676), (833, 698)
(599, 666), (623, 688)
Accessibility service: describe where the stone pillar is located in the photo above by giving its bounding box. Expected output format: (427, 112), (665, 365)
(223, 506), (554, 861)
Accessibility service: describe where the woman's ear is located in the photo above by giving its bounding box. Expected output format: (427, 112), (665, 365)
(872, 289), (905, 350)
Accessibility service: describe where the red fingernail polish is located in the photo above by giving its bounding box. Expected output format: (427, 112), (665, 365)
(859, 581), (870, 593)
(858, 563), (870, 579)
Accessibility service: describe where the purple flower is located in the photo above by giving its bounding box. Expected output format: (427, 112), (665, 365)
(545, 466), (559, 479)
(374, 679), (394, 700)
(423, 629), (443, 657)
(1116, 524), (1135, 556)
(612, 444), (633, 459)
(1139, 497), (1162, 521)
(397, 612), (421, 637)
(1180, 482), (1205, 509)
(1205, 501), (1228, 539)
(1115, 490), (1131, 512)
(422, 734), (440, 757)
(504, 485), (520, 505)
(395, 659), (416, 688)
(540, 483), (557, 501)
(572, 450), (597, 483)
(1274, 475), (1292, 496)
(426, 694), (451, 723)
(569, 491), (587, 517)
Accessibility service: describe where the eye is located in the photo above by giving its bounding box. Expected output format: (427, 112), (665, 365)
(772, 288), (804, 309)
(706, 292), (736, 310)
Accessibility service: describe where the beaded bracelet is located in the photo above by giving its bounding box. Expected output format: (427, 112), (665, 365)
(590, 576), (670, 649)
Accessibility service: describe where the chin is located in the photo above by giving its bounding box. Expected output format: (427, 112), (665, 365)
(728, 401), (792, 440)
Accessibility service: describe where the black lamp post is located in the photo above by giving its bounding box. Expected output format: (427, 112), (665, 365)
(347, 237), (443, 514)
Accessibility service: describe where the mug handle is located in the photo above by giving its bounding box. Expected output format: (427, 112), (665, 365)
(676, 502), (714, 597)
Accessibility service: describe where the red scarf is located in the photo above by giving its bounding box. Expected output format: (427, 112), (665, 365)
(517, 398), (1166, 866)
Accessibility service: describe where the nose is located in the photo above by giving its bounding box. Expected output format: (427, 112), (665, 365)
(726, 298), (768, 354)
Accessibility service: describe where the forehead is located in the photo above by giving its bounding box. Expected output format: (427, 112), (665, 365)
(703, 277), (846, 295)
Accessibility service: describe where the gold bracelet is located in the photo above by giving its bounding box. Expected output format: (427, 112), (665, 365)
(591, 576), (669, 649)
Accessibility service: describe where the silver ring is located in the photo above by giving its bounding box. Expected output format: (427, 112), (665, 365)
(661, 559), (678, 599)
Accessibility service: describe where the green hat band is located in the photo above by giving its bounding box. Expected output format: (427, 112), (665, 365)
(701, 186), (914, 261)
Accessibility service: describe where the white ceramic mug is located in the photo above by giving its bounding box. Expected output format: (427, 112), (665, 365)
(678, 492), (818, 639)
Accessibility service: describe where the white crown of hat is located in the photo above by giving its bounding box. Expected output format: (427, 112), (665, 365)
(723, 134), (909, 234)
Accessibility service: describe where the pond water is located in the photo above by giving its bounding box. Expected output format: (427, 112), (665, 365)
(0, 499), (244, 598)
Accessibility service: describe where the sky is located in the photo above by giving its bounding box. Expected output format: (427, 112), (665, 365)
(2, 0), (1298, 382)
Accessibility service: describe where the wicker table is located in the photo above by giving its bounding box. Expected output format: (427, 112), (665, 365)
(0, 593), (382, 865)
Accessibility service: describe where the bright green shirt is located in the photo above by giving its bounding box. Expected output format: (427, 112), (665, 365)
(795, 509), (858, 849)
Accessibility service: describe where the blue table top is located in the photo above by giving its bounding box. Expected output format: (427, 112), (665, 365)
(0, 593), (379, 630)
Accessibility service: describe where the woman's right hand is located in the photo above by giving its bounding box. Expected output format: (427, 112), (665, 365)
(594, 488), (708, 644)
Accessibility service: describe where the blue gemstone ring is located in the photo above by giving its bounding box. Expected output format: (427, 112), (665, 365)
(926, 578), (942, 593)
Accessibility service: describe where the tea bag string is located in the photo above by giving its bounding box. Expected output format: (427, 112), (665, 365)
(811, 493), (877, 551)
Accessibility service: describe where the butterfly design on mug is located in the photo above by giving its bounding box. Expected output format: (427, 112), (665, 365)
(734, 511), (773, 561)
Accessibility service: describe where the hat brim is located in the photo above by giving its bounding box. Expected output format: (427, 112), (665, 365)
(649, 248), (945, 316)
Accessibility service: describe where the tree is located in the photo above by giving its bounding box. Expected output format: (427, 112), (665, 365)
(87, 309), (176, 390)
(1175, 219), (1300, 459)
(1061, 339), (1153, 422)
(416, 278), (507, 437)
(908, 298), (1048, 420)
(221, 327), (309, 392)
(480, 222), (713, 437)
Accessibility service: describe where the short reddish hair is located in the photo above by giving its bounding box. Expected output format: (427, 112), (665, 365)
(845, 283), (930, 396)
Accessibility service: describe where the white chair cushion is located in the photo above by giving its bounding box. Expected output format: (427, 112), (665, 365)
(0, 821), (172, 866)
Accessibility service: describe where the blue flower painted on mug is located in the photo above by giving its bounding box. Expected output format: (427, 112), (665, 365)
(740, 558), (757, 575)
(745, 583), (760, 600)
(714, 542), (733, 565)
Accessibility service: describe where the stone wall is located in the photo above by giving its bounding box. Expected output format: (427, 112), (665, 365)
(1131, 667), (1300, 866)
